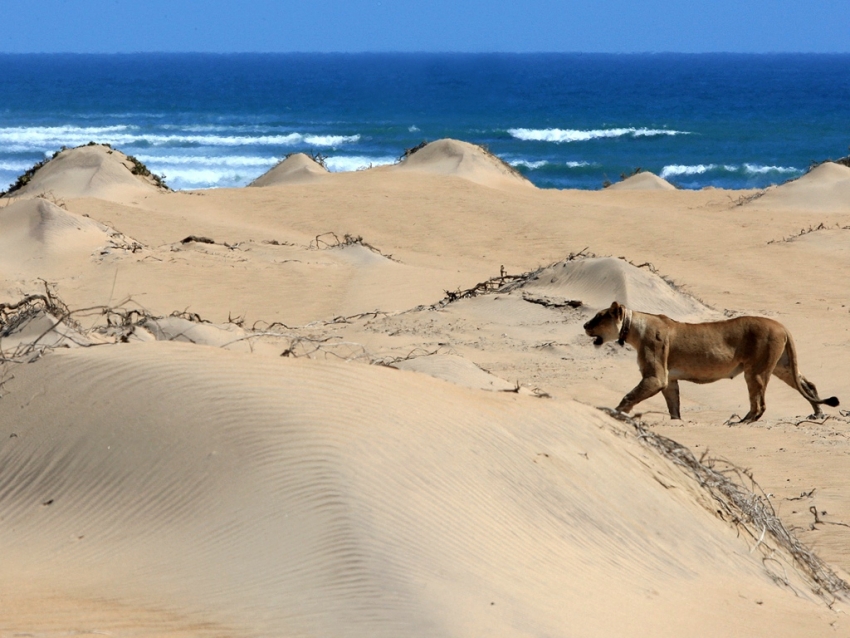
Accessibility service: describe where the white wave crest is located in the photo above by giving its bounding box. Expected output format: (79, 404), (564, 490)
(135, 154), (280, 167)
(509, 159), (548, 169)
(0, 126), (360, 152)
(508, 127), (688, 143)
(0, 160), (36, 172)
(566, 161), (593, 168)
(743, 163), (800, 175)
(303, 134), (361, 146)
(324, 155), (397, 173)
(158, 167), (260, 190)
(660, 164), (717, 178)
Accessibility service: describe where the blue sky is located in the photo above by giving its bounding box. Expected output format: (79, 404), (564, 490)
(2, 0), (849, 53)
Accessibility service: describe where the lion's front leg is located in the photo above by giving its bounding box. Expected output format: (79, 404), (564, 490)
(617, 338), (670, 415)
(661, 380), (681, 420)
(616, 375), (666, 414)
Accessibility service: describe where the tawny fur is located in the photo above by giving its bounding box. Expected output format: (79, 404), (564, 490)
(583, 302), (839, 423)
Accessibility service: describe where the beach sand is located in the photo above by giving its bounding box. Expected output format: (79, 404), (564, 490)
(0, 143), (848, 636)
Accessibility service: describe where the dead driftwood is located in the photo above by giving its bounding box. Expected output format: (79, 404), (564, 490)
(0, 288), (382, 364)
(521, 293), (583, 309)
(181, 235), (216, 245)
(0, 286), (71, 339)
(766, 222), (850, 245)
(429, 249), (595, 310)
(600, 407), (848, 599)
(309, 232), (398, 262)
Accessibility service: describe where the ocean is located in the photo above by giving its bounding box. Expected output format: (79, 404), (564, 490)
(1, 53), (849, 192)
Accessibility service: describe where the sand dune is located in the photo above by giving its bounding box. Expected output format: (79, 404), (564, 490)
(0, 310), (94, 354)
(0, 141), (848, 636)
(0, 197), (140, 279)
(519, 256), (715, 320)
(392, 352), (530, 392)
(753, 162), (850, 211)
(4, 144), (165, 202)
(606, 170), (676, 191)
(0, 343), (838, 636)
(393, 139), (534, 190)
(249, 152), (330, 186)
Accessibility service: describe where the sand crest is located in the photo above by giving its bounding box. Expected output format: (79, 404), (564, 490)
(3, 144), (165, 202)
(249, 152), (330, 186)
(519, 256), (715, 320)
(393, 138), (534, 189)
(606, 170), (676, 190)
(391, 352), (532, 392)
(752, 162), (850, 211)
(0, 197), (141, 278)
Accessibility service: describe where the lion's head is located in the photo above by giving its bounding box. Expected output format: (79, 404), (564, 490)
(583, 302), (627, 346)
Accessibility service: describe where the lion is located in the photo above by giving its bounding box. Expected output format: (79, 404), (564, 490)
(583, 302), (839, 423)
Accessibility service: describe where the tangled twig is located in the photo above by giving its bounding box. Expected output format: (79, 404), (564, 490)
(599, 407), (848, 598)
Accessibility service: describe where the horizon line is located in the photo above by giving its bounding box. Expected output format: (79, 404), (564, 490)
(2, 50), (850, 56)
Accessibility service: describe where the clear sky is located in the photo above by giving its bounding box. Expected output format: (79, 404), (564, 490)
(2, 0), (849, 54)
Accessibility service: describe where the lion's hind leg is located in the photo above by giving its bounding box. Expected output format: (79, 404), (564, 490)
(772, 364), (831, 417)
(739, 371), (769, 423)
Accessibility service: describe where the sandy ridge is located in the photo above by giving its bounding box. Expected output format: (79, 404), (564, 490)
(1, 139), (849, 636)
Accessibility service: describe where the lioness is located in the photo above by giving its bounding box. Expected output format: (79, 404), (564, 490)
(583, 302), (839, 423)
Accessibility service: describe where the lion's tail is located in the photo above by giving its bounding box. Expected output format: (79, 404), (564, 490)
(784, 333), (840, 407)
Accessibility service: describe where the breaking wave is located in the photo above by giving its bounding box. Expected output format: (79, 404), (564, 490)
(661, 163), (803, 180)
(0, 125), (360, 153)
(508, 127), (689, 143)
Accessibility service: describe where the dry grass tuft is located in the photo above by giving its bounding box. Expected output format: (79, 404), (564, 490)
(601, 407), (849, 600)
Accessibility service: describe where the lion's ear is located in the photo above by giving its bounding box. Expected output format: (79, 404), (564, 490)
(610, 301), (624, 320)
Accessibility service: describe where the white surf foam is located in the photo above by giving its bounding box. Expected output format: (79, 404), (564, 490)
(509, 159), (549, 170)
(303, 134), (361, 146)
(135, 154), (280, 167)
(324, 155), (396, 172)
(160, 167), (264, 189)
(743, 163), (800, 175)
(660, 164), (717, 178)
(508, 127), (688, 143)
(660, 163), (803, 180)
(507, 159), (593, 170)
(0, 126), (361, 152)
(0, 160), (35, 172)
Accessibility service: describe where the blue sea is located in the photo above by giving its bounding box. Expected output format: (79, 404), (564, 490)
(1, 53), (849, 192)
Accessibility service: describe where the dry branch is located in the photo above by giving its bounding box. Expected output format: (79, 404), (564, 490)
(309, 232), (398, 261)
(767, 223), (850, 245)
(599, 407), (848, 598)
(521, 293), (583, 309)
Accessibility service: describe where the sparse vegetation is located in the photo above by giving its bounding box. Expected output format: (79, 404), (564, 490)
(604, 408), (849, 598)
(809, 153), (850, 171)
(767, 222), (850, 245)
(309, 232), (397, 261)
(619, 167), (642, 180)
(399, 140), (428, 161)
(124, 153), (169, 189)
(477, 143), (528, 180)
(0, 148), (65, 197)
(601, 167), (643, 189)
(308, 151), (328, 169)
